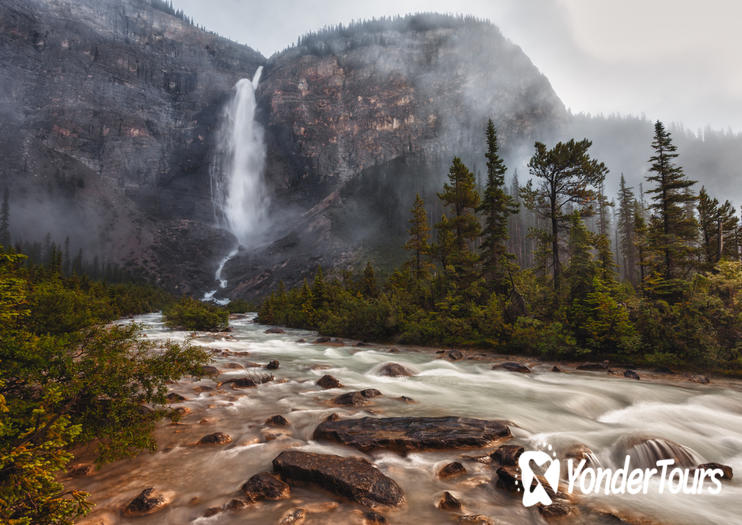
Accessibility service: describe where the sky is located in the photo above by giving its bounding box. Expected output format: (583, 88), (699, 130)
(171, 0), (742, 132)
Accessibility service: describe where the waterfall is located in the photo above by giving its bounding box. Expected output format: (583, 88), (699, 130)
(205, 66), (268, 300)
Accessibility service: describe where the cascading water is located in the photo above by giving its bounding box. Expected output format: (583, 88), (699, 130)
(204, 67), (268, 301)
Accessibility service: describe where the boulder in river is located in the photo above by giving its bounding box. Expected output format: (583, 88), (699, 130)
(576, 362), (608, 371)
(618, 436), (700, 468)
(122, 488), (174, 517)
(438, 461), (466, 479)
(458, 515), (494, 525)
(437, 491), (462, 511)
(446, 350), (464, 361)
(689, 374), (710, 384)
(166, 392), (186, 403)
(624, 369), (640, 380)
(331, 389), (383, 407)
(491, 444), (524, 466)
(219, 373), (273, 388)
(316, 374), (343, 389)
(241, 472), (291, 502)
(696, 462), (733, 480)
(266, 360), (280, 370)
(279, 508), (306, 524)
(199, 365), (220, 376)
(493, 362), (531, 374)
(265, 327), (286, 334)
(198, 432), (232, 445)
(272, 450), (405, 508)
(376, 362), (415, 377)
(362, 510), (388, 524)
(265, 415), (290, 427)
(551, 366), (562, 372)
(314, 416), (511, 453)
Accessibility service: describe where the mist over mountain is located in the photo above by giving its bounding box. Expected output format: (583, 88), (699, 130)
(2, 0), (741, 298)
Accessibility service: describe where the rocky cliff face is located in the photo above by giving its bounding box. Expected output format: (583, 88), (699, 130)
(0, 6), (566, 297)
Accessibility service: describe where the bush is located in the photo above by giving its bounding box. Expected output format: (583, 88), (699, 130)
(163, 297), (228, 331)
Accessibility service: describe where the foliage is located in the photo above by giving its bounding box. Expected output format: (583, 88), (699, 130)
(163, 296), (229, 331)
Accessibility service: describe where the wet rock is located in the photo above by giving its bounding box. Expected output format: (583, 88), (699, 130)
(398, 395), (415, 403)
(491, 444), (524, 466)
(166, 392), (186, 403)
(696, 462), (733, 480)
(446, 350), (464, 361)
(332, 391), (372, 407)
(314, 416), (511, 453)
(619, 436), (699, 468)
(198, 432), (232, 445)
(495, 465), (522, 491)
(316, 374), (343, 389)
(438, 462), (466, 479)
(223, 362), (245, 369)
(122, 488), (173, 517)
(296, 338), (307, 343)
(224, 498), (249, 511)
(272, 450), (405, 507)
(623, 369), (640, 380)
(458, 515), (494, 525)
(314, 337), (332, 344)
(219, 374), (274, 388)
(689, 374), (710, 384)
(266, 360), (280, 370)
(551, 366), (562, 372)
(362, 510), (388, 524)
(361, 389), (382, 398)
(67, 463), (93, 477)
(199, 365), (220, 376)
(265, 327), (286, 334)
(279, 508), (306, 524)
(377, 362), (415, 377)
(203, 507), (221, 517)
(437, 491), (462, 511)
(193, 385), (214, 393)
(576, 362), (608, 371)
(387, 346), (399, 353)
(564, 443), (598, 465)
(494, 362), (531, 374)
(324, 413), (341, 422)
(355, 341), (370, 347)
(173, 406), (191, 417)
(241, 472), (291, 502)
(266, 414), (290, 427)
(538, 501), (575, 520)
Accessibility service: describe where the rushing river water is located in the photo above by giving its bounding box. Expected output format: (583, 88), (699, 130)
(74, 313), (742, 525)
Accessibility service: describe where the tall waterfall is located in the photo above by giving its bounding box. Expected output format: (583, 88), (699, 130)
(205, 67), (268, 300)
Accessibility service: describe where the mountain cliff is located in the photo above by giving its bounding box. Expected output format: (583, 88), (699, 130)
(0, 3), (572, 297)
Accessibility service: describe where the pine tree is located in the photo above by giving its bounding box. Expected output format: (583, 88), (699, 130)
(645, 121), (698, 284)
(404, 194), (432, 281)
(507, 170), (524, 265)
(361, 262), (378, 298)
(521, 139), (608, 290)
(436, 157), (481, 289)
(617, 175), (638, 285)
(477, 120), (518, 293)
(0, 187), (9, 249)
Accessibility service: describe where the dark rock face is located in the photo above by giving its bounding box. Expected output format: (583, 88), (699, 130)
(331, 389), (382, 407)
(198, 432), (232, 445)
(376, 362), (415, 377)
(272, 450), (405, 508)
(218, 373), (273, 388)
(241, 472), (291, 502)
(314, 416), (511, 453)
(265, 414), (290, 427)
(438, 462), (466, 479)
(122, 487), (173, 517)
(494, 362), (531, 374)
(696, 463), (733, 480)
(316, 374), (343, 389)
(491, 444), (524, 466)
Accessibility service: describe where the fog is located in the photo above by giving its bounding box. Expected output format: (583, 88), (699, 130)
(172, 0), (742, 132)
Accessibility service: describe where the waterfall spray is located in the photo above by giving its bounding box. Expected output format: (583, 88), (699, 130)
(205, 67), (268, 300)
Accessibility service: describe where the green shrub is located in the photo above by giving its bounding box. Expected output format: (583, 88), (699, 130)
(163, 297), (228, 331)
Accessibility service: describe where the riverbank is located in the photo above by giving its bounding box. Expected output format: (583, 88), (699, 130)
(71, 313), (742, 525)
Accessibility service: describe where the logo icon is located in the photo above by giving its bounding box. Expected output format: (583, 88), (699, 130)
(518, 450), (561, 507)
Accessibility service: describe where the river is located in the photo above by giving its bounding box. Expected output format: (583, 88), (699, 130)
(73, 313), (742, 525)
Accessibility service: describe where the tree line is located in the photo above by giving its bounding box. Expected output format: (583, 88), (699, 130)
(259, 120), (742, 371)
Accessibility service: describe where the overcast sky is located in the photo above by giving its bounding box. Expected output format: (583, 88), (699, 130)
(171, 0), (742, 132)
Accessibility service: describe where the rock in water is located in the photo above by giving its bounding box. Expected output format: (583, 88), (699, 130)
(316, 374), (343, 389)
(437, 491), (462, 511)
(265, 327), (286, 334)
(241, 472), (291, 502)
(198, 432), (232, 445)
(266, 360), (280, 370)
(376, 362), (415, 377)
(494, 362), (531, 373)
(272, 450), (404, 508)
(491, 444), (524, 466)
(265, 414), (290, 427)
(696, 462), (733, 480)
(331, 389), (383, 407)
(438, 462), (466, 479)
(314, 416), (511, 453)
(122, 488), (173, 517)
(624, 369), (640, 380)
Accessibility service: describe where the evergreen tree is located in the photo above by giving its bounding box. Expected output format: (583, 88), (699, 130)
(617, 175), (638, 285)
(404, 194), (432, 281)
(507, 170), (524, 265)
(0, 187), (9, 249)
(477, 120), (518, 293)
(436, 157), (481, 290)
(521, 139), (608, 290)
(645, 121), (698, 285)
(361, 262), (378, 298)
